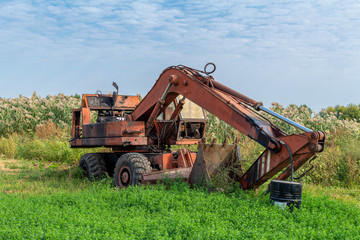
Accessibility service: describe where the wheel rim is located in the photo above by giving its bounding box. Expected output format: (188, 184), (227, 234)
(117, 166), (132, 188)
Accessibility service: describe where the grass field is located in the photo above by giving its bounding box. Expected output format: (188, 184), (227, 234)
(0, 158), (359, 239)
(1, 94), (359, 239)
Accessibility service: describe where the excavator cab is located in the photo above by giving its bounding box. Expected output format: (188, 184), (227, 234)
(155, 97), (206, 145)
(178, 98), (206, 140)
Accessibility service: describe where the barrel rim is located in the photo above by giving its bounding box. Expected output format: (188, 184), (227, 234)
(270, 180), (303, 185)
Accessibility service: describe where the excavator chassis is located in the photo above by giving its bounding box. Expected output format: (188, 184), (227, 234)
(141, 143), (241, 186)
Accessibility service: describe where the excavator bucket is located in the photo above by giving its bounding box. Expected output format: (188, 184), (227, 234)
(189, 143), (243, 188)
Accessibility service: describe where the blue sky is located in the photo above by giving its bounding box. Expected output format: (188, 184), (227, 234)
(1, 0), (360, 111)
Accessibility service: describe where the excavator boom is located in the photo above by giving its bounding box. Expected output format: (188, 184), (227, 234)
(131, 65), (325, 189)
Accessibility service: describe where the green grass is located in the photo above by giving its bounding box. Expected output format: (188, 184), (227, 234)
(0, 158), (359, 239)
(305, 184), (360, 209)
(0, 183), (359, 239)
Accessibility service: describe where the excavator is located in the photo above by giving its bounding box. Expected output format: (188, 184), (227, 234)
(69, 64), (325, 191)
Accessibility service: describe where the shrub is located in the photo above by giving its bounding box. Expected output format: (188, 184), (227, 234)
(14, 137), (103, 164)
(324, 104), (360, 123)
(0, 134), (18, 159)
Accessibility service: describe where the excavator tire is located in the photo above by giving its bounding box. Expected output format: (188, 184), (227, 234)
(114, 153), (152, 188)
(79, 153), (107, 181)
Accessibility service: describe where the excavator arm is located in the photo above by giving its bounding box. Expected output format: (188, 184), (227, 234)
(131, 65), (325, 189)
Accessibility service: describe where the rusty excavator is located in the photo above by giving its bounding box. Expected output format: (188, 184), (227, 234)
(69, 64), (325, 199)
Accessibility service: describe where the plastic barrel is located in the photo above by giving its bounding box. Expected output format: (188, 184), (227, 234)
(270, 180), (303, 211)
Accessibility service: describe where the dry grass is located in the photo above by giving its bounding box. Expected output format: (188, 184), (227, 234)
(0, 157), (91, 196)
(0, 159), (20, 174)
(35, 119), (64, 139)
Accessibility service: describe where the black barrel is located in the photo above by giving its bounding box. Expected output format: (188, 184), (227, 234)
(270, 180), (303, 210)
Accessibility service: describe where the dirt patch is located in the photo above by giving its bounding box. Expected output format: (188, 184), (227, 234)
(0, 158), (70, 175)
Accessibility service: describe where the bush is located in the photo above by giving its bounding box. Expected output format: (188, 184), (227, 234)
(307, 128), (360, 186)
(15, 138), (84, 163)
(325, 104), (360, 123)
(0, 133), (102, 164)
(0, 134), (18, 159)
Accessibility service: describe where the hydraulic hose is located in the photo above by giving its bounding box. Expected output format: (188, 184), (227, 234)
(279, 140), (294, 182)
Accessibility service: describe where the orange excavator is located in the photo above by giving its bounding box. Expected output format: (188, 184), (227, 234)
(69, 64), (325, 190)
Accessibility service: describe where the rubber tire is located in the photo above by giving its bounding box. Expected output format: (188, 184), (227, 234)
(114, 153), (152, 188)
(79, 153), (107, 181)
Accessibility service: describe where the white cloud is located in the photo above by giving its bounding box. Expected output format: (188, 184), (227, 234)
(0, 0), (360, 110)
